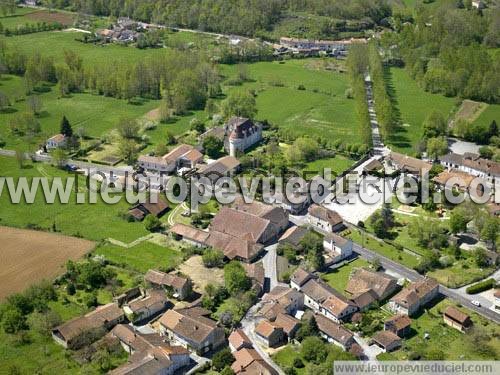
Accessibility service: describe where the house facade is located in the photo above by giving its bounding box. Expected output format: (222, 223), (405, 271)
(46, 134), (66, 150)
(389, 278), (439, 316)
(307, 204), (344, 233)
(226, 117), (262, 157)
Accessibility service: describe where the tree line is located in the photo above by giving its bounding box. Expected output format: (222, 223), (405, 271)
(346, 43), (372, 148)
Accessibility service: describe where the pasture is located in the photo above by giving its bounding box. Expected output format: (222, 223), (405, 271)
(386, 67), (456, 155)
(472, 103), (500, 129)
(222, 59), (366, 147)
(0, 156), (150, 242)
(0, 74), (159, 150)
(0, 226), (94, 300)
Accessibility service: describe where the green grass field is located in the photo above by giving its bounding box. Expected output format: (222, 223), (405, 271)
(304, 155), (355, 177)
(0, 156), (149, 242)
(472, 103), (500, 129)
(0, 75), (159, 150)
(94, 242), (182, 273)
(222, 60), (365, 147)
(379, 299), (500, 360)
(386, 67), (456, 155)
(321, 258), (370, 295)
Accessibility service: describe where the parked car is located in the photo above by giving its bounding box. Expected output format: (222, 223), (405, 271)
(471, 300), (481, 307)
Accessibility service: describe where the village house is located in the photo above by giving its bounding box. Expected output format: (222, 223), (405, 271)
(259, 286), (304, 320)
(196, 155), (241, 180)
(243, 262), (266, 296)
(279, 226), (309, 249)
(228, 329), (253, 352)
(265, 183), (312, 215)
(440, 152), (500, 181)
(388, 278), (439, 316)
(231, 348), (278, 375)
(200, 198), (289, 262)
(386, 152), (432, 178)
(108, 324), (190, 375)
(443, 306), (472, 333)
(52, 303), (125, 349)
(432, 169), (477, 193)
(384, 315), (412, 338)
(255, 320), (286, 348)
(320, 294), (358, 323)
(297, 275), (357, 322)
(113, 287), (142, 307)
(345, 268), (399, 301)
(144, 269), (192, 300)
(226, 117), (262, 157)
(307, 204), (345, 233)
(323, 233), (353, 265)
(169, 223), (209, 248)
(315, 314), (355, 351)
(46, 134), (66, 150)
(159, 307), (225, 355)
(290, 268), (315, 291)
(138, 144), (203, 173)
(279, 37), (367, 55)
(123, 290), (171, 323)
(127, 198), (169, 221)
(372, 330), (402, 352)
(274, 313), (301, 341)
(349, 289), (379, 311)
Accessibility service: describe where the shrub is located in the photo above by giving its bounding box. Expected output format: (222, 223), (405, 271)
(297, 84), (306, 90)
(293, 357), (304, 368)
(202, 248), (225, 268)
(144, 214), (162, 232)
(466, 278), (496, 294)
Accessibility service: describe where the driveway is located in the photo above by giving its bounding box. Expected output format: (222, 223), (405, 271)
(354, 334), (383, 361)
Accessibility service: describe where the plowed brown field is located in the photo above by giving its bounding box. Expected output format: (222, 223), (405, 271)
(0, 226), (94, 300)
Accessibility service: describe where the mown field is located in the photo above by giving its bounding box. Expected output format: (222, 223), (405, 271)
(0, 156), (150, 242)
(222, 60), (364, 147)
(472, 103), (500, 129)
(385, 67), (457, 155)
(0, 74), (159, 150)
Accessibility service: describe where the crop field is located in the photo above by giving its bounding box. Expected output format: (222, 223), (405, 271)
(222, 60), (365, 147)
(386, 67), (456, 155)
(0, 226), (94, 300)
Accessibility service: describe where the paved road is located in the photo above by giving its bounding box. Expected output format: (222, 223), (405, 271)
(262, 244), (281, 291)
(290, 214), (500, 323)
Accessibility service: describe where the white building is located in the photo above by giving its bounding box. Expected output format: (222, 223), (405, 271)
(323, 233), (353, 265)
(46, 134), (66, 150)
(138, 144), (203, 173)
(226, 117), (262, 157)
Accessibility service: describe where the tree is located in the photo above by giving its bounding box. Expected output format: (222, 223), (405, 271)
(165, 131), (176, 145)
(426, 137), (448, 159)
(27, 310), (62, 336)
(190, 118), (206, 134)
(479, 146), (493, 159)
(14, 148), (26, 169)
(212, 348), (234, 371)
(296, 315), (319, 341)
(203, 136), (223, 159)
(202, 248), (225, 268)
(144, 214), (162, 232)
(224, 261), (251, 296)
(158, 98), (172, 123)
(27, 95), (42, 116)
(301, 336), (327, 364)
(52, 148), (68, 168)
(118, 139), (138, 164)
(449, 208), (469, 234)
(380, 203), (395, 229)
(285, 137), (320, 164)
(481, 217), (499, 250)
(423, 111), (447, 139)
(117, 118), (139, 140)
(60, 115), (72, 137)
(2, 307), (26, 333)
(474, 247), (489, 267)
(0, 91), (10, 111)
(221, 90), (257, 119)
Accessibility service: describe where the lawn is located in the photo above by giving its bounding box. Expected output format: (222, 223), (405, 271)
(273, 344), (307, 375)
(472, 103), (500, 129)
(0, 156), (150, 242)
(321, 258), (370, 295)
(304, 155), (355, 177)
(386, 67), (456, 155)
(347, 228), (421, 268)
(94, 241), (182, 273)
(0, 75), (159, 150)
(221, 60), (366, 148)
(379, 298), (500, 360)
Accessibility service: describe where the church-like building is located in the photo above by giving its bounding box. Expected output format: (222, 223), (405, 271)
(226, 117), (262, 157)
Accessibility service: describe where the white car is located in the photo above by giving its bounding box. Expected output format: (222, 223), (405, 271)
(471, 300), (481, 307)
